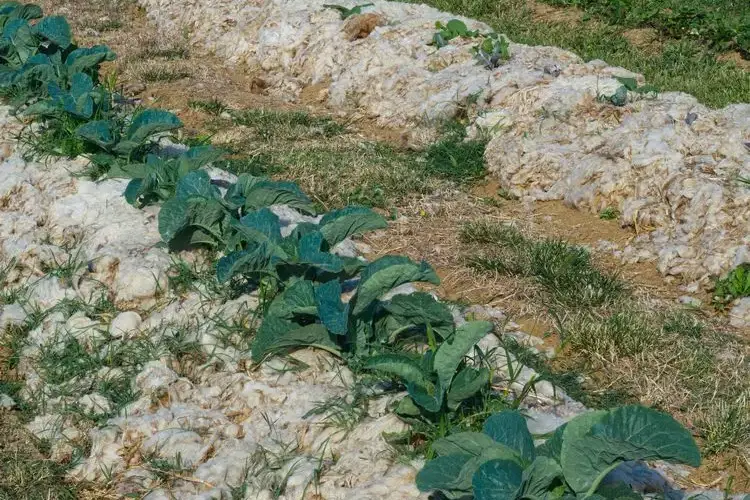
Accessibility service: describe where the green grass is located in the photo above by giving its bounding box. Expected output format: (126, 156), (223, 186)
(424, 127), (487, 184)
(139, 67), (191, 83)
(199, 108), (488, 210)
(229, 109), (347, 141)
(188, 98), (229, 116)
(404, 0), (750, 107)
(461, 222), (624, 308)
(542, 0), (750, 54)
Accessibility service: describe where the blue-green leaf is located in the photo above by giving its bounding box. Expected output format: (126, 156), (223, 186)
(482, 410), (536, 465)
(446, 366), (489, 410)
(535, 423), (566, 463)
(175, 170), (220, 200)
(433, 320), (493, 389)
(519, 456), (564, 498)
(216, 242), (276, 283)
(251, 315), (337, 362)
(416, 454), (474, 494)
(472, 459), (524, 500)
(561, 406), (701, 494)
(381, 292), (455, 340)
(33, 15), (71, 48)
(65, 45), (116, 73)
(76, 120), (117, 148)
(126, 109), (182, 143)
(432, 432), (519, 461)
(243, 179), (315, 215)
(123, 179), (143, 206)
(314, 280), (348, 335)
(364, 353), (432, 390)
(352, 256), (440, 316)
(297, 231), (344, 273)
(158, 196), (190, 243)
(319, 205), (387, 247)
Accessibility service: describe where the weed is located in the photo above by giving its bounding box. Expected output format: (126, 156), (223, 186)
(598, 207), (619, 220)
(424, 125), (487, 184)
(713, 263), (750, 308)
(698, 394), (750, 455)
(139, 66), (191, 83)
(37, 338), (101, 386)
(94, 19), (122, 32)
(188, 98), (229, 116)
(464, 222), (623, 307)
(323, 3), (374, 20)
(303, 390), (369, 435)
(230, 109), (346, 141)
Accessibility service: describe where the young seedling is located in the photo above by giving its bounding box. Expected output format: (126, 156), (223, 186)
(597, 76), (658, 107)
(431, 19), (479, 48)
(471, 33), (510, 69)
(323, 3), (374, 20)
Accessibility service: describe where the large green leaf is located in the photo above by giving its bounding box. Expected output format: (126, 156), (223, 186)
(408, 380), (444, 413)
(126, 108), (182, 143)
(314, 280), (348, 335)
(561, 406), (700, 494)
(432, 432), (521, 463)
(419, 446), (524, 498)
(242, 179), (315, 215)
(380, 292), (455, 340)
(364, 353), (432, 390)
(432, 432), (499, 456)
(76, 119), (117, 148)
(251, 315), (337, 362)
(33, 15), (71, 48)
(535, 423), (566, 463)
(416, 454), (474, 495)
(265, 279), (317, 320)
(351, 256), (440, 316)
(297, 231), (344, 274)
(177, 145), (224, 176)
(433, 320), (493, 389)
(157, 197), (190, 243)
(216, 242), (276, 283)
(519, 456), (564, 499)
(446, 366), (489, 410)
(5, 19), (36, 65)
(65, 45), (116, 74)
(472, 459), (524, 500)
(237, 208), (283, 243)
(319, 206), (387, 247)
(483, 410), (536, 465)
(175, 170), (220, 200)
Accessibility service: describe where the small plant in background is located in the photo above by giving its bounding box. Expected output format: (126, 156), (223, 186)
(416, 406), (701, 499)
(431, 19), (479, 48)
(188, 97), (228, 116)
(471, 33), (510, 69)
(323, 3), (373, 20)
(598, 76), (658, 106)
(712, 263), (750, 309)
(598, 206), (619, 220)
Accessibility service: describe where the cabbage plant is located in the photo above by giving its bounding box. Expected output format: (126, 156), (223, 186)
(416, 406), (701, 499)
(250, 255), (442, 361)
(365, 319), (493, 418)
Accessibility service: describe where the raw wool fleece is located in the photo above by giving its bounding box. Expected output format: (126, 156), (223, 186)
(138, 0), (750, 285)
